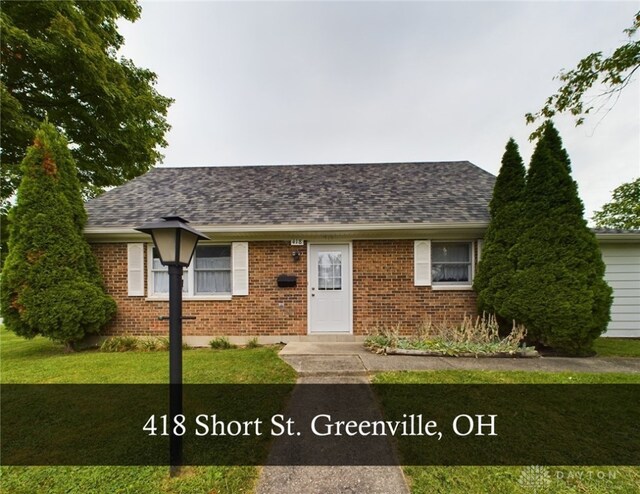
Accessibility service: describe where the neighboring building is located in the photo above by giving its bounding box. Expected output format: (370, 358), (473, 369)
(84, 162), (640, 344)
(595, 229), (640, 337)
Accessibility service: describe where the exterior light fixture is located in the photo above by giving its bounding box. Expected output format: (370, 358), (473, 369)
(136, 215), (208, 266)
(135, 216), (209, 476)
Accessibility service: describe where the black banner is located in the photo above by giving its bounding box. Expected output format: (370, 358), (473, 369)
(1, 384), (638, 466)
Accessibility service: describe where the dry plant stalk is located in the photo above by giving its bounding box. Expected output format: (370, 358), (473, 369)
(418, 313), (526, 344)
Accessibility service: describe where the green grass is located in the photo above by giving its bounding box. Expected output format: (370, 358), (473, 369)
(403, 466), (640, 494)
(373, 369), (640, 384)
(594, 337), (640, 357)
(1, 329), (296, 384)
(373, 370), (640, 493)
(0, 328), (296, 494)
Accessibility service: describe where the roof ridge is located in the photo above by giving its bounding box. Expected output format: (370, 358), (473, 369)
(150, 161), (475, 170)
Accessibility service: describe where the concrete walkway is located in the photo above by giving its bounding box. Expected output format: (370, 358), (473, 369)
(280, 342), (640, 374)
(256, 359), (410, 493)
(256, 374), (410, 494)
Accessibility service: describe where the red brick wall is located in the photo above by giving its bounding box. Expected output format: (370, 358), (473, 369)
(352, 240), (478, 336)
(93, 241), (307, 337)
(93, 239), (478, 337)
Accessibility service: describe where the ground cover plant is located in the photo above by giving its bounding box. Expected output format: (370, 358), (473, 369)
(373, 370), (640, 494)
(0, 328), (296, 493)
(365, 315), (532, 357)
(209, 336), (237, 349)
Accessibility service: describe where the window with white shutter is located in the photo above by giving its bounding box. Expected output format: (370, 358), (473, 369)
(415, 240), (475, 289)
(147, 243), (237, 298)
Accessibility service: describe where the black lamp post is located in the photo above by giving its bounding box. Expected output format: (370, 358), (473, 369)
(135, 216), (209, 476)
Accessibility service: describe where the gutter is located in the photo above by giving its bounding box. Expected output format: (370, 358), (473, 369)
(84, 222), (490, 242)
(594, 232), (640, 243)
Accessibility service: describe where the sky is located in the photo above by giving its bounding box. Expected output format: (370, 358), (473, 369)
(118, 1), (640, 222)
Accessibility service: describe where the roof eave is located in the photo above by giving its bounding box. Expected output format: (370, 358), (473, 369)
(85, 221), (490, 242)
(595, 232), (640, 243)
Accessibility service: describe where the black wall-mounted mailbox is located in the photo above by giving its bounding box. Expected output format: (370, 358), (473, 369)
(277, 275), (297, 288)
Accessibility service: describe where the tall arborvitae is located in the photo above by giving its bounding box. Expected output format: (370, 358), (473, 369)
(473, 138), (526, 330)
(0, 122), (116, 350)
(504, 122), (612, 355)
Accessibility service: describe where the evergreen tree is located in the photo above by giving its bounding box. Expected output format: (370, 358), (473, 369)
(504, 122), (612, 355)
(474, 138), (526, 330)
(0, 122), (116, 350)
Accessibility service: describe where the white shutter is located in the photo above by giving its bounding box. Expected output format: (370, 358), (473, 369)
(414, 240), (431, 286)
(127, 243), (145, 296)
(232, 242), (249, 296)
(477, 239), (484, 261)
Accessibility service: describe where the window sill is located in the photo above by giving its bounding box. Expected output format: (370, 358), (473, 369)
(431, 285), (474, 291)
(145, 295), (233, 302)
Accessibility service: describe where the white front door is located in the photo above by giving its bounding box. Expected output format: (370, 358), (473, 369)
(308, 244), (352, 333)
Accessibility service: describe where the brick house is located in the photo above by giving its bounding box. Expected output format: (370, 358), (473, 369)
(85, 162), (640, 344)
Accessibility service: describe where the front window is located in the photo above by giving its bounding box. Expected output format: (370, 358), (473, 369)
(194, 245), (231, 294)
(151, 248), (187, 294)
(431, 242), (472, 285)
(150, 244), (231, 296)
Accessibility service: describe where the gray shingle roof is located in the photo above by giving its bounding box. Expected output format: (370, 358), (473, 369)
(85, 162), (496, 228)
(591, 227), (640, 234)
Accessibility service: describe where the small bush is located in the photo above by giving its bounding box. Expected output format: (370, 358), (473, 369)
(100, 336), (139, 352)
(100, 336), (179, 352)
(152, 336), (173, 351)
(209, 337), (236, 350)
(246, 337), (261, 348)
(365, 323), (401, 349)
(137, 338), (158, 352)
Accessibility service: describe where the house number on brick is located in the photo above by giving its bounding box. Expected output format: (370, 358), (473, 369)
(290, 240), (304, 246)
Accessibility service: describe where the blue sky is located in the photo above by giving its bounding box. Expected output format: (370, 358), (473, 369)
(119, 1), (639, 221)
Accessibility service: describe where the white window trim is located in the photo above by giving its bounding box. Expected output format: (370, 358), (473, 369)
(428, 240), (475, 291)
(146, 243), (233, 301)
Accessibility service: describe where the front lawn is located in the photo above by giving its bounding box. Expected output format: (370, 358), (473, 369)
(0, 329), (296, 384)
(372, 370), (640, 494)
(594, 337), (640, 358)
(0, 328), (296, 494)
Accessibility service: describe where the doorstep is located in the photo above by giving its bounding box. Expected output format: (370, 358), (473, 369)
(279, 342), (368, 356)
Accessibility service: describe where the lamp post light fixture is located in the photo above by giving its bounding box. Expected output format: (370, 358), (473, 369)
(135, 216), (209, 476)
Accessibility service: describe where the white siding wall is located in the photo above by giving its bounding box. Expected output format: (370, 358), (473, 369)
(600, 243), (640, 337)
